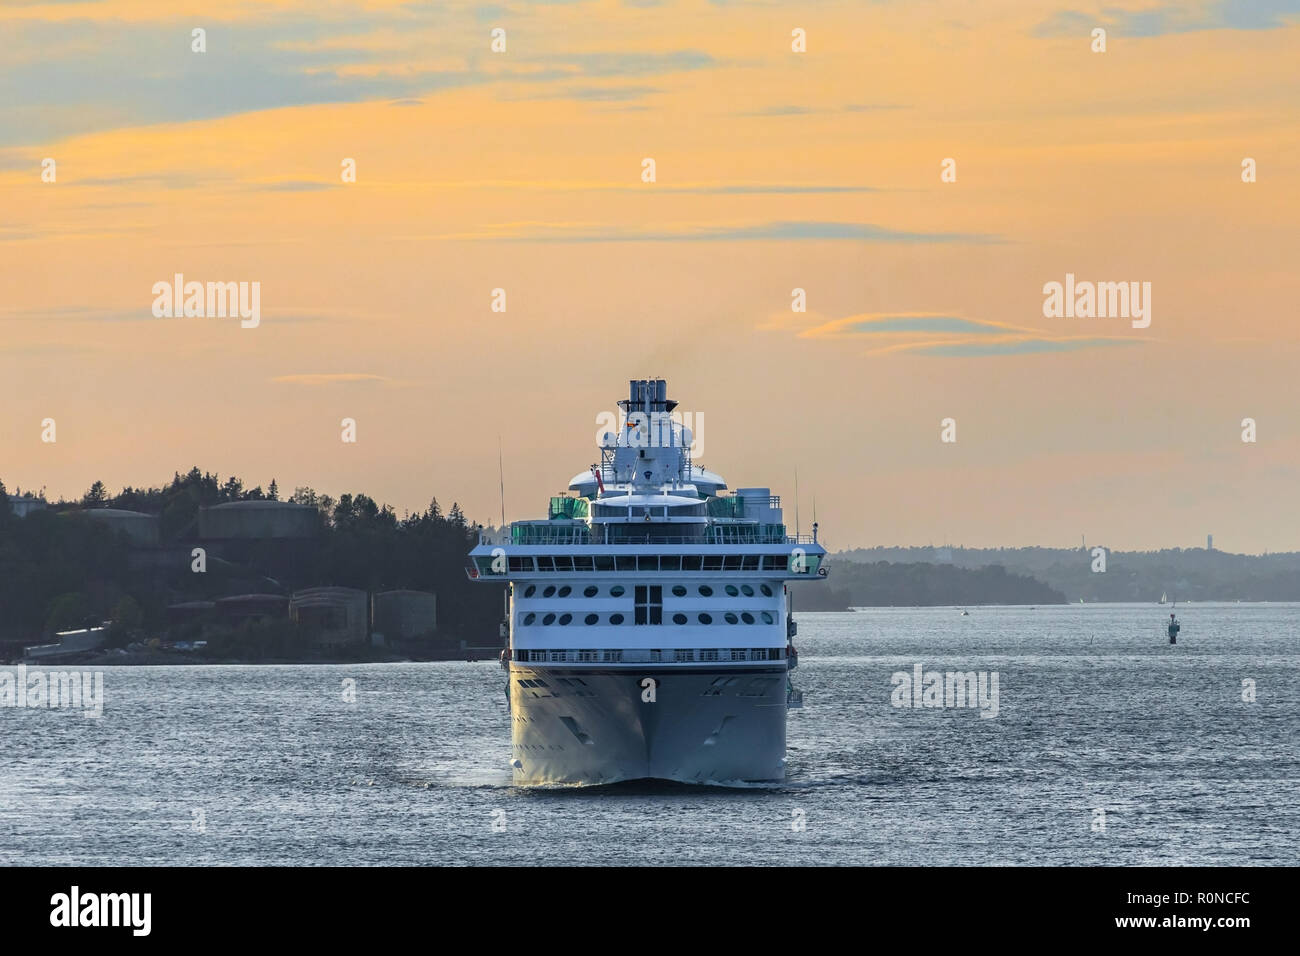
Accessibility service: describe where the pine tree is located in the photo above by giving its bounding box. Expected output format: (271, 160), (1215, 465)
(83, 480), (108, 507)
(268, 479), (279, 501)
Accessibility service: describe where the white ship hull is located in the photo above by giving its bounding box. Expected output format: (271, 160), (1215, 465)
(509, 663), (789, 786)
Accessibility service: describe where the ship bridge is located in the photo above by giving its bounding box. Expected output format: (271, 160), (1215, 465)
(469, 378), (826, 567)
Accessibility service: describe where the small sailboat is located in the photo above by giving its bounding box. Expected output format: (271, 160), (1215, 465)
(1159, 592), (1167, 605)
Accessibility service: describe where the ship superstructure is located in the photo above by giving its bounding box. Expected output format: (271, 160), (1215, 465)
(468, 379), (827, 786)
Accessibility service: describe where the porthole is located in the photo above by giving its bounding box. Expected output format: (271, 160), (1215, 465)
(558, 613), (572, 625)
(584, 586), (599, 598)
(673, 613), (688, 625)
(543, 586), (556, 598)
(698, 613), (713, 624)
(672, 585), (687, 597)
(610, 585), (625, 597)
(698, 585), (713, 597)
(725, 612), (739, 625)
(584, 613), (599, 625)
(760, 584), (773, 597)
(524, 585), (536, 598)
(725, 585), (739, 597)
(542, 613), (556, 625)
(523, 613), (536, 625)
(610, 613), (625, 625)
(558, 586), (572, 597)
(741, 612), (755, 625)
(761, 611), (774, 625)
(741, 585), (754, 597)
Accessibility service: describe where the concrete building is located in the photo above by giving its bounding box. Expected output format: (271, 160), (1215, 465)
(215, 594), (289, 626)
(166, 601), (216, 630)
(372, 590), (437, 641)
(199, 500), (319, 540)
(8, 493), (47, 518)
(290, 587), (367, 646)
(24, 624), (111, 661)
(69, 508), (160, 547)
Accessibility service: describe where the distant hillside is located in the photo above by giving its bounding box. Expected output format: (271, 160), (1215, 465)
(832, 546), (1300, 603)
(792, 561), (1065, 610)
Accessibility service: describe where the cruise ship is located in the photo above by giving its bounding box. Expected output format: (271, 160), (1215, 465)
(468, 379), (827, 786)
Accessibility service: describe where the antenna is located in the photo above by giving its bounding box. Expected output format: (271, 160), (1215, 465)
(498, 435), (506, 531)
(794, 467), (800, 538)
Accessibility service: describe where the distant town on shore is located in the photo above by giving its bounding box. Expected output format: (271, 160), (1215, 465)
(3, 471), (1298, 664)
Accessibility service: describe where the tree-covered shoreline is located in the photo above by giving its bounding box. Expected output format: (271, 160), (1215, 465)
(0, 469), (504, 656)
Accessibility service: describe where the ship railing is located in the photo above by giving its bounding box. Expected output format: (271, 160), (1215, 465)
(478, 530), (816, 546)
(513, 647), (787, 664)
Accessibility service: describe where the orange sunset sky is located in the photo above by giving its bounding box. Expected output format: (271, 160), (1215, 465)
(1, 0), (1298, 552)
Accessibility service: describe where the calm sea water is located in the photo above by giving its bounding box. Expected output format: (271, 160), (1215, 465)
(2, 605), (1297, 866)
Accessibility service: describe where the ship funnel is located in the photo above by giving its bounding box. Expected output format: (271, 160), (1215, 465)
(621, 378), (677, 414)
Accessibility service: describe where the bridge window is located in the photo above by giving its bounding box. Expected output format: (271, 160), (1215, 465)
(634, 585), (663, 625)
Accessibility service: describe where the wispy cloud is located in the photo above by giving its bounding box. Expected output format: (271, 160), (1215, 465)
(470, 221), (998, 243)
(247, 180), (335, 192)
(741, 103), (906, 117)
(271, 373), (395, 386)
(0, 9), (718, 144)
(1036, 1), (1300, 37)
(797, 313), (1144, 357)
